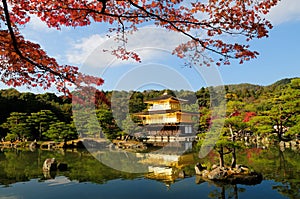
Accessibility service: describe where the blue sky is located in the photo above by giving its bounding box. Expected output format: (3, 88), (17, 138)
(1, 0), (300, 93)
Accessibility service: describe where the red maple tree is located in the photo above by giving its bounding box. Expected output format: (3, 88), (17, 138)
(0, 0), (279, 94)
(243, 111), (256, 122)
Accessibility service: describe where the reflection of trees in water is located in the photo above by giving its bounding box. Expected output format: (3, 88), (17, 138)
(0, 146), (300, 198)
(208, 184), (245, 199)
(0, 149), (42, 185)
(239, 146), (300, 199)
(195, 173), (253, 199)
(0, 149), (141, 186)
(272, 147), (300, 199)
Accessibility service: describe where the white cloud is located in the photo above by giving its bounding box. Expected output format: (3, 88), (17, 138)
(66, 34), (108, 65)
(70, 26), (190, 70)
(62, 26), (193, 81)
(266, 0), (300, 25)
(63, 27), (224, 92)
(27, 15), (54, 32)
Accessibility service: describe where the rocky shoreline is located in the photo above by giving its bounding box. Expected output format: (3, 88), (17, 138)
(195, 163), (263, 185)
(0, 138), (147, 151)
(0, 139), (85, 150)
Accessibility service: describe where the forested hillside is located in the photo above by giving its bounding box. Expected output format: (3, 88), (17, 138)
(0, 77), (299, 142)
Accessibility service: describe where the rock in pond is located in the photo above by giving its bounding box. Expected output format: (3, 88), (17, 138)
(195, 163), (207, 175)
(43, 158), (57, 171)
(43, 158), (68, 172)
(208, 167), (229, 180)
(57, 163), (68, 171)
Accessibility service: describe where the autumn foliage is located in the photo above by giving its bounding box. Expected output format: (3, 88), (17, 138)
(0, 0), (279, 94)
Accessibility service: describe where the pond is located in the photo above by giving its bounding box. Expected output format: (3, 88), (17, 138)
(0, 146), (299, 199)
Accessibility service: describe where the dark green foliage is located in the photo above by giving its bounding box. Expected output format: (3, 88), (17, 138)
(225, 83), (264, 101)
(0, 89), (72, 124)
(1, 77), (299, 142)
(96, 109), (121, 139)
(0, 112), (31, 140)
(0, 89), (73, 141)
(129, 91), (146, 113)
(43, 122), (77, 142)
(195, 87), (210, 108)
(265, 78), (293, 91)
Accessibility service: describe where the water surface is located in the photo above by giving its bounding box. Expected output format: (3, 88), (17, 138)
(0, 147), (299, 199)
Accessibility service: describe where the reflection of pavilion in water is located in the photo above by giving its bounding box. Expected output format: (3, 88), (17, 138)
(136, 141), (196, 187)
(86, 139), (196, 187)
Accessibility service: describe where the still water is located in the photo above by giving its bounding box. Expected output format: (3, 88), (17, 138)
(0, 146), (299, 199)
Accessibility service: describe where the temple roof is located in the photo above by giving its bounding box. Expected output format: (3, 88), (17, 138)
(134, 110), (199, 116)
(144, 94), (188, 103)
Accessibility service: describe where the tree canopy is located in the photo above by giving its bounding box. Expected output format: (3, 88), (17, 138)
(0, 0), (279, 94)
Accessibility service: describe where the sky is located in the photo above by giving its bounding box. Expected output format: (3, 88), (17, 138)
(1, 0), (300, 93)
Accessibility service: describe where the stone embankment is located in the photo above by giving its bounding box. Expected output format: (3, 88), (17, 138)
(279, 140), (300, 151)
(0, 139), (85, 150)
(111, 140), (147, 151)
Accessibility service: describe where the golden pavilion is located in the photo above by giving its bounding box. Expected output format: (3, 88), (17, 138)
(135, 92), (198, 142)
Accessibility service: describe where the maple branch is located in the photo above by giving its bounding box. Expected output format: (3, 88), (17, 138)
(117, 16), (126, 45)
(126, 0), (235, 59)
(97, 0), (107, 13)
(168, 19), (248, 37)
(54, 6), (149, 20)
(1, 0), (74, 84)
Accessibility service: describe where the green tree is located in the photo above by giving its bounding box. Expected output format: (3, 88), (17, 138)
(0, 112), (31, 140)
(223, 116), (245, 168)
(111, 91), (130, 128)
(72, 110), (90, 138)
(198, 107), (211, 133)
(248, 115), (273, 138)
(96, 109), (121, 140)
(86, 112), (102, 138)
(121, 115), (142, 136)
(129, 91), (146, 114)
(43, 122), (77, 143)
(262, 80), (300, 141)
(286, 115), (300, 138)
(200, 129), (239, 168)
(27, 110), (59, 140)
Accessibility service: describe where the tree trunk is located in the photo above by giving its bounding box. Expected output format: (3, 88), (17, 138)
(221, 185), (225, 199)
(233, 184), (238, 199)
(229, 124), (234, 138)
(231, 148), (236, 168)
(278, 131), (293, 142)
(219, 147), (225, 168)
(231, 135), (237, 168)
(278, 146), (287, 173)
(276, 120), (292, 142)
(63, 138), (67, 148)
